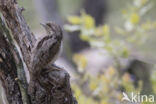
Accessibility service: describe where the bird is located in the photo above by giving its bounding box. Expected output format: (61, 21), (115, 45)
(28, 22), (63, 97)
(30, 22), (63, 78)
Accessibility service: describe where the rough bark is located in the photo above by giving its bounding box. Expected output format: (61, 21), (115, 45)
(0, 0), (36, 70)
(0, 30), (23, 104)
(0, 16), (31, 104)
(0, 0), (77, 104)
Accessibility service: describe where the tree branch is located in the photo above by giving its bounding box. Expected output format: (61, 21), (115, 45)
(0, 0), (77, 104)
(0, 17), (31, 104)
(0, 27), (23, 104)
(0, 0), (36, 70)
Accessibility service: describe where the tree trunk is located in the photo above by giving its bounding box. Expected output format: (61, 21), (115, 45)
(0, 0), (77, 104)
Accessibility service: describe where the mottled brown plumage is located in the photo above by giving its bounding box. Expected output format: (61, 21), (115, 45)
(28, 22), (63, 97)
(30, 22), (63, 76)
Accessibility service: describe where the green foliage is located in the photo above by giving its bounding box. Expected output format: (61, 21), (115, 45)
(73, 54), (87, 72)
(65, 0), (156, 58)
(65, 0), (156, 103)
(65, 11), (129, 59)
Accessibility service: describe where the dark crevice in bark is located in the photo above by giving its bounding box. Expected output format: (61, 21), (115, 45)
(0, 31), (23, 104)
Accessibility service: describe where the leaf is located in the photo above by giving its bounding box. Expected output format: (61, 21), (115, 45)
(101, 25), (110, 43)
(103, 25), (110, 35)
(73, 54), (87, 72)
(121, 9), (127, 15)
(141, 22), (151, 30)
(67, 16), (81, 24)
(82, 13), (95, 29)
(130, 13), (140, 24)
(100, 99), (108, 104)
(121, 47), (129, 58)
(89, 80), (98, 91)
(80, 34), (90, 41)
(95, 27), (103, 36)
(107, 67), (116, 76)
(141, 0), (148, 6)
(72, 85), (82, 97)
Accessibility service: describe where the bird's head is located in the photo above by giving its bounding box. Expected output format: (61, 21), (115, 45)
(41, 22), (63, 41)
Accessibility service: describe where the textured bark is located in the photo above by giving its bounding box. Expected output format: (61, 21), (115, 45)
(0, 17), (31, 104)
(0, 0), (36, 70)
(0, 31), (23, 104)
(29, 65), (76, 104)
(0, 0), (77, 104)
